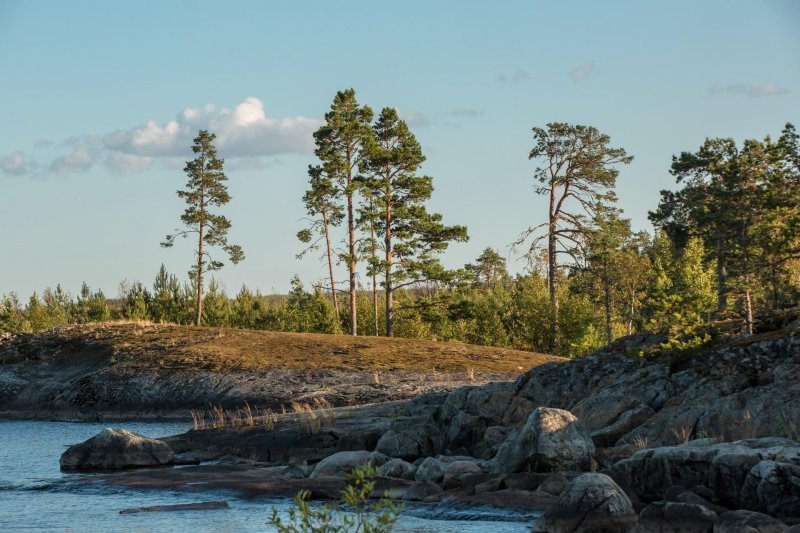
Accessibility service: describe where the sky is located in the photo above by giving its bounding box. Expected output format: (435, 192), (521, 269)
(1, 0), (798, 299)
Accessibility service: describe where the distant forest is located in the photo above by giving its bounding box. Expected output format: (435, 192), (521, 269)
(2, 90), (798, 357)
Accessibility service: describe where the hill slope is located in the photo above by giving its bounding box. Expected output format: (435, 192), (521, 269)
(0, 322), (561, 420)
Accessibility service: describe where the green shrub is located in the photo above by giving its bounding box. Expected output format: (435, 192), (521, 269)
(268, 463), (402, 532)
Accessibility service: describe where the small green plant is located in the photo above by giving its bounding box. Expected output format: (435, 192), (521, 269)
(268, 463), (402, 532)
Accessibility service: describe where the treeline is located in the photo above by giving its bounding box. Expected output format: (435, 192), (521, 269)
(1, 87), (797, 356)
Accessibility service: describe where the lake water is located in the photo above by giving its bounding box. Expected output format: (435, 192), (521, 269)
(0, 420), (535, 532)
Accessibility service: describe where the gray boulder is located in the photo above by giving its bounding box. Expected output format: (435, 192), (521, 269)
(377, 458), (415, 480)
(442, 460), (483, 488)
(374, 416), (444, 461)
(414, 457), (446, 484)
(635, 501), (718, 533)
(740, 459), (800, 518)
(532, 473), (637, 533)
(60, 428), (175, 471)
(491, 407), (595, 473)
(308, 450), (388, 478)
(403, 480), (444, 501)
(714, 510), (786, 533)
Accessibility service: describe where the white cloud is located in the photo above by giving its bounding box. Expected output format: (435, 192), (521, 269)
(7, 96), (321, 178)
(710, 83), (790, 98)
(103, 96), (320, 160)
(570, 63), (595, 81)
(49, 147), (94, 175)
(0, 151), (27, 175)
(49, 137), (102, 175)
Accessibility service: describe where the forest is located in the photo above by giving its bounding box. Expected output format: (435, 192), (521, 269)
(1, 89), (798, 357)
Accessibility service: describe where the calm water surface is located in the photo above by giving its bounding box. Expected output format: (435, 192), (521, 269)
(0, 420), (533, 532)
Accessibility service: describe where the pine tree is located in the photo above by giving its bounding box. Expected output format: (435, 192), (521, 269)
(362, 107), (468, 336)
(311, 89), (373, 336)
(297, 166), (344, 321)
(0, 293), (26, 333)
(162, 130), (244, 326)
(517, 123), (632, 352)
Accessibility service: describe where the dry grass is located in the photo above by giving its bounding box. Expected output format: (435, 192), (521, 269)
(191, 402), (280, 431)
(7, 321), (560, 373)
(671, 423), (693, 444)
(631, 434), (649, 451)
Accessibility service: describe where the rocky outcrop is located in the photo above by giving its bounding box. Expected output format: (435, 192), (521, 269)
(532, 473), (637, 533)
(610, 437), (800, 519)
(491, 407), (595, 473)
(374, 416), (444, 461)
(714, 510), (787, 533)
(60, 428), (175, 471)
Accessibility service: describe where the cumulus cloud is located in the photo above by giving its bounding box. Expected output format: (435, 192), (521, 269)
(103, 96), (321, 159)
(710, 83), (790, 98)
(6, 96), (321, 178)
(570, 63), (595, 81)
(444, 107), (483, 118)
(497, 69), (530, 83)
(0, 151), (28, 176)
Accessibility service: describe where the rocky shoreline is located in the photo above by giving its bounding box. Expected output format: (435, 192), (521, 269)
(55, 326), (800, 531)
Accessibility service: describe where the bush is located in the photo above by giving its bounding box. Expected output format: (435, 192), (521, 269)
(268, 463), (402, 532)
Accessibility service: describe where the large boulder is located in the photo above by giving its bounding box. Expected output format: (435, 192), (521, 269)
(308, 450), (388, 478)
(635, 501), (718, 533)
(377, 458), (415, 480)
(491, 407), (595, 473)
(442, 460), (483, 488)
(740, 459), (800, 518)
(609, 437), (800, 518)
(414, 457), (447, 484)
(532, 473), (637, 533)
(374, 416), (444, 461)
(60, 428), (175, 471)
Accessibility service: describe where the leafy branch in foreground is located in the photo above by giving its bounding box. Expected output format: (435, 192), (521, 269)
(268, 463), (402, 533)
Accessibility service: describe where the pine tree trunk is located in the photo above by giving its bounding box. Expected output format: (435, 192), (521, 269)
(716, 228), (728, 312)
(347, 191), (357, 336)
(385, 202), (394, 337)
(547, 187), (559, 353)
(627, 290), (635, 336)
(742, 224), (754, 335)
(322, 210), (339, 321)
(370, 215), (379, 336)
(196, 217), (204, 327)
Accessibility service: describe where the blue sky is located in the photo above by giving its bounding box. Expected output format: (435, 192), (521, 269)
(1, 0), (798, 298)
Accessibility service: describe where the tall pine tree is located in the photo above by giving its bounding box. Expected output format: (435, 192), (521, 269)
(162, 130), (244, 326)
